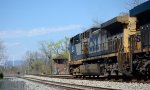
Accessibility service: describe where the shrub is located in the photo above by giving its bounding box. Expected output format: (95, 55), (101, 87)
(0, 73), (4, 79)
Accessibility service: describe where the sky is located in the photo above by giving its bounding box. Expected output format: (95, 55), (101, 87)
(0, 0), (129, 61)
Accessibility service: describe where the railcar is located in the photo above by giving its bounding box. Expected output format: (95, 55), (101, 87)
(69, 1), (150, 78)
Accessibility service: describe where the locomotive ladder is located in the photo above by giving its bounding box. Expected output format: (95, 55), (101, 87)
(117, 38), (124, 73)
(117, 37), (134, 75)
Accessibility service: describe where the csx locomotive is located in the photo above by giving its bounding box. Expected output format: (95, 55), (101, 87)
(69, 1), (150, 79)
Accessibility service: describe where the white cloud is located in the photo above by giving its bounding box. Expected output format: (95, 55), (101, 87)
(4, 42), (22, 48)
(0, 24), (81, 38)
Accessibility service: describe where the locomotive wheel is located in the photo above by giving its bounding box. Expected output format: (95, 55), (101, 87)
(115, 70), (119, 80)
(107, 71), (111, 80)
(146, 64), (150, 80)
(146, 65), (150, 76)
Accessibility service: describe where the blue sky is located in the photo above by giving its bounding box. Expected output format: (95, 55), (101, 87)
(0, 0), (128, 61)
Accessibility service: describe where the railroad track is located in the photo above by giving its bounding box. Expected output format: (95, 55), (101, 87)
(20, 76), (114, 90)
(29, 74), (150, 84)
(76, 76), (150, 84)
(30, 74), (73, 79)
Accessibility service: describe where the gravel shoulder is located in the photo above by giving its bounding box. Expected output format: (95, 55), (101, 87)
(0, 77), (65, 90)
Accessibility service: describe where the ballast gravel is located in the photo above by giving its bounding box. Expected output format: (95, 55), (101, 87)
(24, 75), (150, 90)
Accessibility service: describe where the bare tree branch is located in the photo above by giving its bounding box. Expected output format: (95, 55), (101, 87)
(126, 0), (148, 10)
(0, 40), (7, 62)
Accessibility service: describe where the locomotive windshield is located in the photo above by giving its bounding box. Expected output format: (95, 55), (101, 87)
(70, 34), (80, 45)
(101, 16), (128, 37)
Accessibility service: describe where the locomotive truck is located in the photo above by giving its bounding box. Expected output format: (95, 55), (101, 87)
(69, 1), (150, 79)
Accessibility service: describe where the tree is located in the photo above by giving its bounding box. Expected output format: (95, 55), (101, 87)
(39, 41), (54, 74)
(22, 37), (70, 75)
(0, 40), (7, 78)
(57, 37), (70, 58)
(92, 18), (103, 27)
(119, 12), (129, 16)
(39, 37), (70, 59)
(0, 40), (6, 62)
(39, 37), (70, 74)
(24, 51), (46, 74)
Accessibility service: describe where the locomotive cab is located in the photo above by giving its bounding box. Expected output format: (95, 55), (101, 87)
(101, 16), (139, 75)
(69, 34), (81, 61)
(130, 1), (150, 77)
(130, 0), (150, 50)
